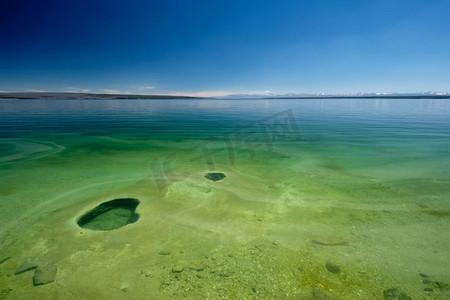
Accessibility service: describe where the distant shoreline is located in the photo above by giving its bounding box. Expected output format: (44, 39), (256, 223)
(0, 92), (199, 100)
(1, 92), (450, 100)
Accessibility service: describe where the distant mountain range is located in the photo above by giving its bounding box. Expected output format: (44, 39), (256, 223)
(222, 91), (450, 99)
(0, 91), (449, 100)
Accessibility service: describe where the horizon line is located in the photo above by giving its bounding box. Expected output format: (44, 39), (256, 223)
(1, 91), (450, 100)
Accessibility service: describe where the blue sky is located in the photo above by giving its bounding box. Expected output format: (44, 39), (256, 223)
(1, 0), (449, 96)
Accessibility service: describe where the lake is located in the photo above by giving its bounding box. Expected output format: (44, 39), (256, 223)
(1, 98), (449, 298)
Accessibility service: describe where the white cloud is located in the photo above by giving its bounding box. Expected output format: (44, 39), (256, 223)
(100, 89), (132, 95)
(137, 86), (155, 91)
(238, 90), (274, 95)
(170, 90), (275, 97)
(171, 90), (232, 97)
(67, 87), (91, 93)
(101, 89), (122, 94)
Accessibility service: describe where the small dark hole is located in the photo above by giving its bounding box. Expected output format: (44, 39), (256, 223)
(205, 172), (226, 182)
(77, 198), (140, 231)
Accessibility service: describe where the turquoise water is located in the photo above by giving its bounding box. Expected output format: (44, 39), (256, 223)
(0, 98), (449, 299)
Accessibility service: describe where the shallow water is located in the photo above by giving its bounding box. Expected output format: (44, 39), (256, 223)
(0, 98), (449, 299)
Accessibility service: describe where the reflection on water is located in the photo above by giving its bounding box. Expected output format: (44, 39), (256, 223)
(0, 98), (449, 299)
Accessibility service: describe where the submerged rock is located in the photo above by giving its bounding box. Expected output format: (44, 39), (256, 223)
(172, 265), (184, 273)
(422, 278), (431, 284)
(120, 283), (128, 292)
(15, 258), (38, 275)
(433, 281), (450, 290)
(33, 264), (57, 286)
(204, 172), (226, 182)
(143, 271), (153, 278)
(190, 264), (207, 271)
(325, 262), (340, 274)
(77, 198), (140, 231)
(383, 288), (412, 300)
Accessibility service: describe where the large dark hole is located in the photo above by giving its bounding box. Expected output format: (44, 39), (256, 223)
(77, 198), (140, 231)
(205, 172), (226, 182)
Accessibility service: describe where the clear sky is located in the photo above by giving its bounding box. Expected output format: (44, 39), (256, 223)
(1, 0), (449, 96)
